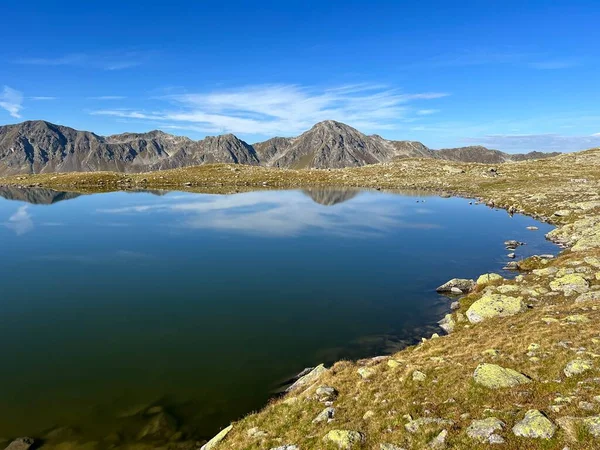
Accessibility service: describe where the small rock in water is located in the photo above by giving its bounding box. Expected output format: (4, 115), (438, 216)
(527, 226), (539, 231)
(436, 278), (475, 293)
(507, 253), (516, 259)
(450, 287), (463, 295)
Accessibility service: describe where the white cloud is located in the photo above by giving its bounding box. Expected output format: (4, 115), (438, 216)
(0, 86), (24, 118)
(29, 96), (57, 101)
(417, 109), (440, 115)
(4, 206), (33, 235)
(91, 83), (449, 136)
(16, 51), (150, 70)
(97, 190), (438, 238)
(463, 133), (600, 152)
(88, 96), (127, 100)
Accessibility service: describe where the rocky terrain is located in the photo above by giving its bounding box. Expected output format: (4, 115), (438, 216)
(0, 120), (559, 176)
(0, 148), (599, 449)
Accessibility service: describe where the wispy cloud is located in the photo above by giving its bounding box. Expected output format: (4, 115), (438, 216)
(92, 83), (450, 136)
(16, 51), (150, 71)
(417, 109), (440, 115)
(87, 96), (127, 100)
(463, 133), (600, 152)
(528, 60), (579, 70)
(29, 96), (57, 101)
(0, 86), (24, 118)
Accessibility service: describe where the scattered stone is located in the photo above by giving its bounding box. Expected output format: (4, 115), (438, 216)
(412, 370), (427, 382)
(428, 429), (448, 449)
(363, 410), (375, 420)
(505, 240), (524, 249)
(564, 314), (590, 323)
(473, 363), (531, 388)
(549, 274), (589, 296)
(466, 417), (505, 443)
(554, 209), (572, 217)
(270, 446), (299, 450)
(583, 416), (600, 437)
(313, 407), (335, 423)
(436, 278), (475, 293)
(405, 417), (454, 433)
(533, 267), (558, 276)
(541, 317), (559, 324)
(564, 359), (593, 377)
(322, 430), (365, 449)
(380, 444), (405, 450)
(482, 348), (500, 357)
(4, 438), (35, 450)
(575, 291), (600, 303)
(201, 425), (233, 450)
(315, 386), (338, 402)
(450, 301), (460, 310)
(508, 252), (516, 259)
(466, 293), (526, 323)
(247, 427), (268, 438)
(476, 273), (504, 286)
(387, 359), (402, 368)
(357, 367), (375, 379)
(438, 314), (455, 333)
(450, 287), (462, 294)
(503, 261), (520, 270)
(512, 410), (556, 439)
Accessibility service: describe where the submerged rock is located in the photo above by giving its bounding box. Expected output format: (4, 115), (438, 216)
(322, 430), (365, 449)
(512, 410), (556, 439)
(436, 278), (474, 293)
(466, 294), (526, 323)
(137, 411), (178, 440)
(4, 438), (35, 450)
(473, 363), (531, 388)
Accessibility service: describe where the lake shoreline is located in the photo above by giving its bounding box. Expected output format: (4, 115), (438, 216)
(1, 150), (600, 449)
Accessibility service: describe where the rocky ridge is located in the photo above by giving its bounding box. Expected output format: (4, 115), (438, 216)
(0, 120), (559, 175)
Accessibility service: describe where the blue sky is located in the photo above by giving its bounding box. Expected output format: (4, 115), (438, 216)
(1, 0), (599, 152)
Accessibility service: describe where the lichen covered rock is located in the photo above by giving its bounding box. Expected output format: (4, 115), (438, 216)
(201, 425), (233, 450)
(549, 274), (590, 295)
(322, 430), (365, 449)
(512, 410), (556, 439)
(466, 417), (505, 443)
(564, 359), (593, 377)
(476, 273), (504, 286)
(466, 294), (526, 323)
(473, 363), (531, 389)
(436, 278), (475, 293)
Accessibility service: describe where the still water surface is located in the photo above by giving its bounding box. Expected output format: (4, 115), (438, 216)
(0, 187), (558, 445)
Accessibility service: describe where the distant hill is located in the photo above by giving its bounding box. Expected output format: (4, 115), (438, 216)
(0, 119), (560, 175)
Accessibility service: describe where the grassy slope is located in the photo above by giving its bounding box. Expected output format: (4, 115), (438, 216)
(1, 150), (600, 449)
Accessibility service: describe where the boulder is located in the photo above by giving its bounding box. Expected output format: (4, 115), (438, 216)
(512, 410), (556, 439)
(201, 425), (233, 450)
(137, 411), (178, 440)
(473, 363), (531, 389)
(466, 294), (526, 323)
(438, 314), (455, 333)
(315, 386), (338, 402)
(428, 429), (448, 449)
(549, 274), (589, 295)
(357, 367), (375, 379)
(287, 364), (327, 391)
(476, 273), (504, 286)
(412, 370), (427, 382)
(564, 359), (593, 378)
(436, 278), (474, 293)
(322, 430), (365, 449)
(466, 417), (505, 443)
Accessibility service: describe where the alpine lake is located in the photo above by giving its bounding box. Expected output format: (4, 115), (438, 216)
(0, 187), (559, 448)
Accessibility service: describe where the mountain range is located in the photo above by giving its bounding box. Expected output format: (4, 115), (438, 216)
(0, 119), (560, 176)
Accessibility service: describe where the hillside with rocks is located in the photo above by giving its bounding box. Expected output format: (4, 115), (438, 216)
(0, 120), (559, 176)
